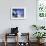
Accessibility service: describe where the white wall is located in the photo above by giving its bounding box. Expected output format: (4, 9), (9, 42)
(0, 0), (36, 42)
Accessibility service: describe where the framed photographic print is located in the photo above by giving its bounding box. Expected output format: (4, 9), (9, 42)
(36, 0), (46, 27)
(11, 7), (26, 19)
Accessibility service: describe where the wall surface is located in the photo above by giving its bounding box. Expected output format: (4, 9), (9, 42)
(0, 0), (36, 42)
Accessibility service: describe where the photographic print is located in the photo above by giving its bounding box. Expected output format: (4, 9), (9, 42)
(37, 0), (46, 20)
(11, 7), (26, 19)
